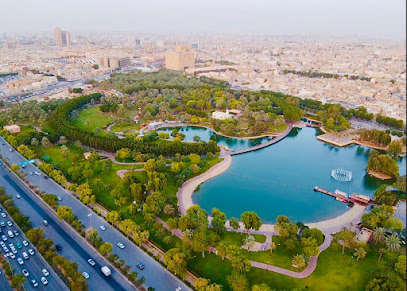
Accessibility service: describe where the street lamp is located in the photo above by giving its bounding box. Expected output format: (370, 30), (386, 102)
(88, 213), (92, 229)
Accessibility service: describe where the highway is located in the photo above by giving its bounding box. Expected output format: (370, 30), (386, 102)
(0, 198), (69, 291)
(0, 136), (190, 291)
(0, 265), (13, 291)
(0, 166), (134, 291)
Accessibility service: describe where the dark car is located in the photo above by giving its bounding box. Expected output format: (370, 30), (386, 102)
(44, 176), (49, 179)
(55, 244), (62, 250)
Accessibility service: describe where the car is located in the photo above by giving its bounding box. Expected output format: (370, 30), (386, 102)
(8, 252), (15, 259)
(57, 196), (62, 201)
(22, 252), (29, 260)
(2, 247), (8, 252)
(44, 176), (49, 179)
(31, 279), (38, 287)
(28, 249), (35, 255)
(0, 242), (4, 247)
(29, 172), (33, 175)
(99, 225), (106, 231)
(82, 272), (90, 279)
(6, 221), (12, 227)
(176, 287), (182, 291)
(136, 263), (145, 270)
(1, 235), (7, 241)
(43, 220), (48, 226)
(55, 244), (62, 250)
(41, 277), (48, 285)
(13, 230), (19, 236)
(35, 172), (41, 176)
(16, 195), (21, 199)
(117, 242), (125, 249)
(1, 213), (6, 218)
(9, 149), (13, 152)
(42, 269), (49, 277)
(11, 247), (17, 254)
(22, 269), (29, 277)
(0, 222), (5, 227)
(87, 258), (96, 267)
(21, 165), (25, 169)
(17, 258), (24, 265)
(22, 240), (28, 247)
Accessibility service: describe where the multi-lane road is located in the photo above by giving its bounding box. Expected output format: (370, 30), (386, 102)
(0, 202), (69, 291)
(0, 136), (190, 291)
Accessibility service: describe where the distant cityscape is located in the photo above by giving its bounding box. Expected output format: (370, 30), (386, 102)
(0, 30), (405, 122)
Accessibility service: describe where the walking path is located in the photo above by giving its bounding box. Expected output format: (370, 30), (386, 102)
(98, 150), (143, 165)
(230, 124), (293, 155)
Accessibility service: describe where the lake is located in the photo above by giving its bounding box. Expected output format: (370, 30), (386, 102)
(192, 127), (406, 224)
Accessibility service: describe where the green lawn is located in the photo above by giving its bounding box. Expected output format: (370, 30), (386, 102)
(111, 122), (140, 132)
(221, 231), (266, 247)
(188, 241), (402, 291)
(32, 144), (84, 171)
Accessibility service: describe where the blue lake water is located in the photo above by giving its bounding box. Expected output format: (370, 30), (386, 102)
(157, 126), (271, 151)
(192, 127), (406, 224)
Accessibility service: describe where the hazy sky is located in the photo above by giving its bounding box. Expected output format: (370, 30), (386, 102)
(1, 0), (405, 38)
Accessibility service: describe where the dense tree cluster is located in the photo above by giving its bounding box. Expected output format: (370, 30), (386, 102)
(283, 69), (371, 82)
(376, 114), (404, 129)
(47, 93), (219, 156)
(317, 105), (350, 132)
(367, 150), (399, 178)
(357, 129), (391, 146)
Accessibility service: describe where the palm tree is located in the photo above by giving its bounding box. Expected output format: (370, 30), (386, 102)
(292, 254), (305, 270)
(269, 242), (277, 254)
(378, 248), (386, 262)
(373, 227), (386, 245)
(243, 235), (256, 251)
(385, 234), (401, 253)
(353, 247), (367, 261)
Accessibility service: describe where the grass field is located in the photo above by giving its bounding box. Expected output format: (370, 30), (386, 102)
(188, 241), (402, 291)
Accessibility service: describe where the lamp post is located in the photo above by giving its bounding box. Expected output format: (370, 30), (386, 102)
(88, 213), (92, 229)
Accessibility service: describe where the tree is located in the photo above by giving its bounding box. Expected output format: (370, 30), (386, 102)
(353, 247), (367, 261)
(189, 153), (201, 164)
(292, 254), (306, 270)
(11, 274), (26, 289)
(383, 217), (403, 233)
(243, 235), (256, 251)
(57, 206), (76, 223)
(164, 204), (175, 216)
(216, 241), (229, 260)
(302, 228), (324, 245)
(130, 183), (144, 205)
(240, 211), (262, 233)
(269, 241), (277, 254)
(164, 248), (187, 278)
(229, 217), (240, 230)
(10, 164), (19, 172)
(43, 194), (58, 207)
(211, 208), (226, 235)
(252, 284), (271, 291)
(99, 242), (113, 256)
(106, 211), (120, 225)
(378, 247), (386, 262)
(193, 230), (208, 258)
(60, 145), (69, 156)
(387, 140), (402, 157)
(301, 237), (320, 257)
(385, 234), (401, 253)
(336, 228), (355, 255)
(226, 271), (249, 291)
(144, 159), (156, 173)
(395, 255), (406, 279)
(373, 227), (386, 245)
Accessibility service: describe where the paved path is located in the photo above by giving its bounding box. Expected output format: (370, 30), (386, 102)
(98, 150), (144, 165)
(230, 124), (293, 155)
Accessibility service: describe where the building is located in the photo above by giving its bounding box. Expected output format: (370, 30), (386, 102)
(350, 193), (371, 205)
(356, 227), (373, 243)
(3, 124), (20, 134)
(165, 45), (196, 71)
(97, 56), (131, 69)
(54, 27), (71, 47)
(211, 109), (242, 120)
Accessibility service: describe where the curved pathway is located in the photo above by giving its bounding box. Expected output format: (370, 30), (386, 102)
(230, 124), (293, 155)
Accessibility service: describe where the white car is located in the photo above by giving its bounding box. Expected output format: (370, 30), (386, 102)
(22, 269), (29, 277)
(22, 252), (29, 260)
(2, 247), (8, 253)
(82, 272), (90, 279)
(31, 279), (38, 287)
(22, 240), (29, 247)
(41, 277), (48, 285)
(16, 195), (21, 199)
(87, 259), (96, 267)
(0, 242), (5, 247)
(42, 269), (49, 276)
(6, 221), (12, 227)
(17, 258), (24, 265)
(8, 252), (15, 259)
(1, 235), (7, 241)
(0, 213), (6, 218)
(28, 249), (35, 256)
(35, 172), (41, 176)
(99, 225), (106, 231)
(117, 243), (125, 249)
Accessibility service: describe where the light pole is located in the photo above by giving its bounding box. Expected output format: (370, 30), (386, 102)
(88, 213), (92, 229)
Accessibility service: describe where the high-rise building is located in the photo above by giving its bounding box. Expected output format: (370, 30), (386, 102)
(54, 27), (71, 47)
(165, 46), (196, 71)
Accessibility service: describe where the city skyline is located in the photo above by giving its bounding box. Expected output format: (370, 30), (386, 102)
(1, 0), (406, 38)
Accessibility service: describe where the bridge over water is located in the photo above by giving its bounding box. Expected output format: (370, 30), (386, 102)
(230, 124), (293, 156)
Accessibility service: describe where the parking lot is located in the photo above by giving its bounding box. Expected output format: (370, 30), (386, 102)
(0, 205), (68, 291)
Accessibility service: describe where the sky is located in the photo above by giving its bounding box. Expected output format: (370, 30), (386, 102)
(1, 0), (405, 38)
